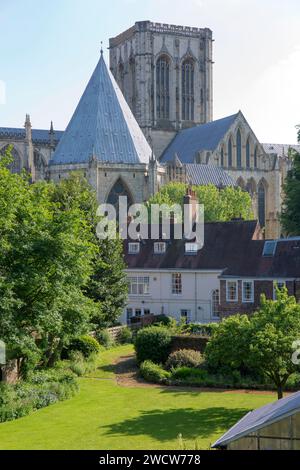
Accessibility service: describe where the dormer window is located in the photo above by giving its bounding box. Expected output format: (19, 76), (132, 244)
(263, 241), (277, 257)
(154, 242), (166, 254)
(185, 242), (198, 254)
(128, 242), (140, 254)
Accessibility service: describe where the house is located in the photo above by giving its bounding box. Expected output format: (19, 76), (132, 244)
(121, 192), (300, 325)
(212, 391), (300, 450)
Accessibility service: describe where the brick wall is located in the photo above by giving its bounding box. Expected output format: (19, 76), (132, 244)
(219, 279), (298, 318)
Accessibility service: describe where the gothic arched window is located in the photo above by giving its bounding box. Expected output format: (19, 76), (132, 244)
(258, 183), (266, 227)
(129, 56), (136, 114)
(228, 137), (233, 167)
(236, 129), (242, 168)
(254, 146), (258, 168)
(156, 55), (170, 120)
(107, 178), (133, 212)
(181, 59), (194, 121)
(118, 61), (125, 93)
(1, 145), (21, 174)
(220, 146), (224, 166)
(246, 137), (250, 169)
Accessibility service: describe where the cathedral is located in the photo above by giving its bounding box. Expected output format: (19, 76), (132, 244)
(0, 20), (298, 239)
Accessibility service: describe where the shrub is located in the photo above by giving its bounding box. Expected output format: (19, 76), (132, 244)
(95, 329), (114, 349)
(68, 335), (100, 358)
(135, 326), (172, 364)
(67, 351), (99, 377)
(166, 349), (204, 370)
(204, 315), (251, 372)
(153, 315), (177, 329)
(171, 367), (208, 381)
(140, 360), (171, 384)
(117, 327), (133, 344)
(181, 323), (219, 337)
(0, 369), (78, 423)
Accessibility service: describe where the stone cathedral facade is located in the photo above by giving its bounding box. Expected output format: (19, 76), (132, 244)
(109, 20), (213, 159)
(0, 20), (298, 239)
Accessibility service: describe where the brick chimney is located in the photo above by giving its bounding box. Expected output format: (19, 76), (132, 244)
(183, 186), (198, 222)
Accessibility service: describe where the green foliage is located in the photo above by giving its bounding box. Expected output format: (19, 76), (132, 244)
(170, 366), (208, 382)
(247, 288), (300, 398)
(135, 326), (172, 364)
(281, 149), (300, 235)
(147, 182), (253, 222)
(0, 369), (78, 423)
(166, 349), (204, 370)
(0, 148), (99, 369)
(205, 315), (251, 372)
(96, 329), (114, 349)
(117, 327), (133, 344)
(205, 289), (300, 398)
(51, 172), (128, 329)
(0, 148), (127, 369)
(152, 315), (177, 329)
(180, 323), (219, 336)
(139, 360), (171, 384)
(67, 351), (99, 376)
(68, 335), (100, 358)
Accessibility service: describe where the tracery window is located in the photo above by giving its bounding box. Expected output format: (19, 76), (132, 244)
(181, 59), (194, 121)
(236, 129), (242, 168)
(156, 56), (170, 119)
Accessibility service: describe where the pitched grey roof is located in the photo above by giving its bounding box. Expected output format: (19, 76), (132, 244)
(161, 113), (239, 163)
(0, 127), (63, 144)
(212, 391), (300, 448)
(50, 54), (152, 165)
(263, 143), (300, 156)
(185, 163), (235, 187)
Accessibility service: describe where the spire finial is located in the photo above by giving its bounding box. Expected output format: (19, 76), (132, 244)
(100, 41), (103, 56)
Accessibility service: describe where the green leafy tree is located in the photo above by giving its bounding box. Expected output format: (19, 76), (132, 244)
(205, 288), (300, 399)
(205, 315), (251, 371)
(147, 182), (253, 222)
(87, 237), (128, 327)
(50, 172), (128, 328)
(247, 288), (300, 399)
(281, 148), (300, 235)
(0, 150), (97, 369)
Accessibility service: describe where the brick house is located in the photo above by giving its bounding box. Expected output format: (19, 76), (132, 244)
(122, 217), (300, 324)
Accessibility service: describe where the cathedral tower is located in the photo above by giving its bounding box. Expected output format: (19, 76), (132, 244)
(109, 21), (213, 158)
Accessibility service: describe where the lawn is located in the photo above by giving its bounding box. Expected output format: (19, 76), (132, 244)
(0, 345), (277, 450)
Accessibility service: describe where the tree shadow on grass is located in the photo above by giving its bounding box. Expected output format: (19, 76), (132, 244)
(102, 406), (249, 442)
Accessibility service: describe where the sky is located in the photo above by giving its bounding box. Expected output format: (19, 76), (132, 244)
(0, 0), (300, 144)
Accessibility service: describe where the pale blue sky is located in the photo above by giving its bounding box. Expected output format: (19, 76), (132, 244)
(1, 0), (300, 143)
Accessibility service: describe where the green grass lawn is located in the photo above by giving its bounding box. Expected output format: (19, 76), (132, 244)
(0, 345), (277, 450)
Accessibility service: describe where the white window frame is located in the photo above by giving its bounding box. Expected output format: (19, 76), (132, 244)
(128, 276), (150, 296)
(154, 242), (166, 254)
(226, 280), (238, 302)
(211, 289), (220, 318)
(128, 242), (140, 254)
(185, 242), (198, 254)
(172, 273), (182, 295)
(242, 280), (254, 303)
(273, 280), (286, 300)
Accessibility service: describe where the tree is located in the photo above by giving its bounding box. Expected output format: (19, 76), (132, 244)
(205, 288), (300, 399)
(247, 288), (300, 399)
(147, 182), (253, 222)
(86, 237), (128, 327)
(0, 150), (97, 369)
(51, 173), (128, 328)
(281, 149), (300, 235)
(204, 315), (251, 372)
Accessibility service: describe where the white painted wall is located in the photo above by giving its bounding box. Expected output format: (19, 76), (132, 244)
(121, 269), (222, 324)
